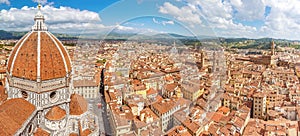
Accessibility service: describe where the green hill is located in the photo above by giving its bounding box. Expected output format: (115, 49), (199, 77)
(0, 30), (78, 40)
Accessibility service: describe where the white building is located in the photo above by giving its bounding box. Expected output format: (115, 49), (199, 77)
(72, 79), (99, 99)
(151, 98), (190, 132)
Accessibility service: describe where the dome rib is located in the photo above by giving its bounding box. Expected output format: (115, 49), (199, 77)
(37, 31), (41, 81)
(7, 32), (31, 71)
(7, 31), (71, 81)
(12, 32), (38, 80)
(45, 32), (68, 74)
(7, 5), (72, 82)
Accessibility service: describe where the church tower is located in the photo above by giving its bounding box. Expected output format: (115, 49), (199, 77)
(271, 41), (275, 56)
(200, 49), (206, 68)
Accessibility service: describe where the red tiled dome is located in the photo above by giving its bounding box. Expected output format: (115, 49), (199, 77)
(45, 106), (66, 121)
(7, 6), (71, 82)
(7, 31), (72, 81)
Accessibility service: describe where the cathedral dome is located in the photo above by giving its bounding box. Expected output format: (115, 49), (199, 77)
(45, 106), (66, 121)
(7, 7), (71, 82)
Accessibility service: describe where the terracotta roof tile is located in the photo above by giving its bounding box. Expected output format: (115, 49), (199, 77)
(49, 33), (72, 72)
(166, 125), (192, 136)
(218, 106), (230, 114)
(45, 106), (66, 121)
(146, 88), (157, 95)
(69, 133), (78, 136)
(0, 85), (7, 103)
(7, 32), (30, 71)
(73, 79), (98, 87)
(164, 83), (178, 92)
(152, 99), (176, 114)
(8, 31), (72, 81)
(11, 32), (38, 80)
(0, 98), (35, 135)
(183, 119), (200, 134)
(81, 129), (92, 136)
(70, 94), (88, 115)
(40, 32), (67, 80)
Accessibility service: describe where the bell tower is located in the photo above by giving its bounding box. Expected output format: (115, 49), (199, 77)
(271, 41), (275, 56)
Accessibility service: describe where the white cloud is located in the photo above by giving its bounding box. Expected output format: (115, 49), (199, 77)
(0, 5), (160, 36)
(158, 0), (300, 39)
(259, 0), (300, 39)
(188, 0), (233, 20)
(112, 24), (161, 34)
(230, 0), (242, 7)
(115, 24), (134, 31)
(162, 20), (174, 25)
(0, 0), (9, 5)
(159, 1), (257, 38)
(32, 0), (48, 5)
(0, 5), (105, 33)
(152, 18), (174, 26)
(159, 2), (202, 27)
(230, 0), (266, 21)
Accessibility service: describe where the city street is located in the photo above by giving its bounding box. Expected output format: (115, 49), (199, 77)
(88, 94), (112, 136)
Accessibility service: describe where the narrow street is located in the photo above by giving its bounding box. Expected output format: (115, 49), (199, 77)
(88, 94), (112, 136)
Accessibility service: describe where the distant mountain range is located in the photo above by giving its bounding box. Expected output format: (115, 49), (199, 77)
(0, 29), (294, 41)
(0, 30), (215, 40)
(0, 30), (298, 49)
(0, 30), (78, 40)
(0, 30), (24, 40)
(103, 32), (217, 40)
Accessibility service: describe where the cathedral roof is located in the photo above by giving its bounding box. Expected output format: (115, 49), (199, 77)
(45, 105), (66, 121)
(70, 94), (88, 115)
(7, 6), (71, 82)
(0, 98), (35, 135)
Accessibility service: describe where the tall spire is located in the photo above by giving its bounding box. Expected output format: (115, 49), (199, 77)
(32, 3), (48, 31)
(271, 40), (275, 55)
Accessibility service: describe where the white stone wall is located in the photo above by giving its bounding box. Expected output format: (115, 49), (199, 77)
(41, 78), (68, 92)
(45, 118), (67, 131)
(8, 77), (69, 93)
(8, 86), (70, 109)
(72, 86), (99, 99)
(66, 111), (99, 135)
(43, 104), (68, 131)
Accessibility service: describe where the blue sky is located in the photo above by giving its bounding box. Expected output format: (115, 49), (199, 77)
(0, 0), (120, 12)
(1, 0), (300, 40)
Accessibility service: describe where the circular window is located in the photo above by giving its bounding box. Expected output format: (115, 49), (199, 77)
(50, 92), (56, 98)
(21, 91), (28, 99)
(49, 91), (59, 103)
